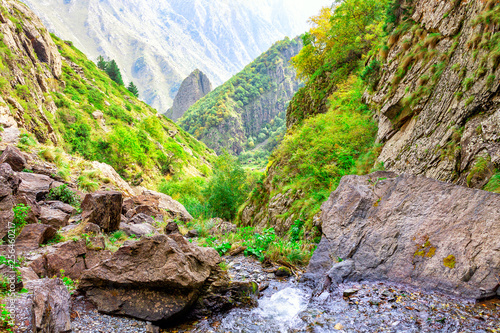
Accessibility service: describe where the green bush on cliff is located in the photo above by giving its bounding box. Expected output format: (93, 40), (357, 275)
(265, 75), (378, 225)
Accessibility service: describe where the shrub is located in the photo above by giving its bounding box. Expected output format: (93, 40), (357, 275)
(203, 153), (248, 221)
(12, 203), (30, 237)
(46, 184), (80, 207)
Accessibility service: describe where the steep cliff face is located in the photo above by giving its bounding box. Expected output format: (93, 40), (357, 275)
(0, 0), (214, 189)
(179, 37), (302, 154)
(365, 0), (500, 189)
(166, 69), (212, 121)
(240, 0), (500, 236)
(0, 0), (62, 145)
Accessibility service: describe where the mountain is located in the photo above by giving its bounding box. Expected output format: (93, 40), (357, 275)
(179, 37), (302, 155)
(0, 0), (214, 190)
(19, 0), (331, 113)
(166, 69), (212, 121)
(240, 0), (500, 235)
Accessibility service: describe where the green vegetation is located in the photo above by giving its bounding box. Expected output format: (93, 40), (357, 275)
(127, 81), (139, 97)
(0, 303), (13, 332)
(46, 184), (80, 207)
(46, 34), (214, 186)
(179, 37), (301, 153)
(484, 170), (500, 193)
(12, 203), (30, 237)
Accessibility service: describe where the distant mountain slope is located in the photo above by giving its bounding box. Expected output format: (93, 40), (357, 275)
(166, 69), (212, 121)
(19, 0), (330, 113)
(178, 37), (302, 155)
(0, 0), (214, 189)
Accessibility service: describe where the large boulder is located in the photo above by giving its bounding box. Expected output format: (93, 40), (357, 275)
(306, 172), (500, 299)
(120, 222), (158, 238)
(81, 191), (122, 232)
(0, 145), (26, 171)
(39, 206), (70, 229)
(0, 163), (20, 238)
(123, 190), (193, 222)
(16, 224), (57, 251)
(29, 237), (111, 280)
(80, 234), (256, 323)
(25, 278), (72, 333)
(17, 172), (53, 201)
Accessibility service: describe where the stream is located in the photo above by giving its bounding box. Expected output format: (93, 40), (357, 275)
(176, 279), (499, 333)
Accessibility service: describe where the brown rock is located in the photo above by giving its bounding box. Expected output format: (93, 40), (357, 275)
(39, 206), (70, 229)
(0, 145), (26, 171)
(79, 234), (221, 322)
(25, 278), (72, 332)
(124, 191), (193, 222)
(16, 224), (57, 251)
(164, 221), (179, 234)
(128, 212), (155, 225)
(83, 222), (101, 235)
(0, 163), (20, 238)
(17, 172), (53, 201)
(19, 266), (39, 282)
(81, 191), (122, 232)
(45, 201), (78, 215)
(307, 172), (500, 299)
(16, 195), (40, 224)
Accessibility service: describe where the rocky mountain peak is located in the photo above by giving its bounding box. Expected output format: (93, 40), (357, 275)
(167, 69), (213, 121)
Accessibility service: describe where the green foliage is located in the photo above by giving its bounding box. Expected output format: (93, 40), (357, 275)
(46, 184), (80, 207)
(484, 170), (500, 193)
(289, 219), (305, 243)
(104, 59), (124, 85)
(244, 228), (276, 261)
(214, 242), (231, 256)
(258, 76), (377, 224)
(12, 203), (30, 237)
(127, 81), (139, 97)
(0, 303), (13, 332)
(467, 156), (491, 187)
(203, 153), (249, 221)
(59, 269), (76, 294)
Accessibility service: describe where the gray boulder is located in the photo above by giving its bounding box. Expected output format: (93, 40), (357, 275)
(25, 278), (72, 332)
(308, 172), (500, 299)
(120, 222), (158, 238)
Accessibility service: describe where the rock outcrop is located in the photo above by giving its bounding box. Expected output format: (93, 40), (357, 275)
(80, 234), (258, 324)
(167, 69), (212, 121)
(305, 172), (500, 299)
(365, 0), (500, 188)
(0, 163), (20, 238)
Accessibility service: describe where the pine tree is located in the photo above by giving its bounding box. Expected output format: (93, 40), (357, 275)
(97, 55), (107, 71)
(127, 82), (139, 97)
(105, 59), (124, 86)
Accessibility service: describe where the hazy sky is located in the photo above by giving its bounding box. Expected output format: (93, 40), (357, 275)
(286, 0), (334, 33)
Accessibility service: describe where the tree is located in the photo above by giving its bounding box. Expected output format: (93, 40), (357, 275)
(203, 152), (247, 221)
(97, 55), (107, 71)
(105, 59), (124, 86)
(127, 81), (139, 97)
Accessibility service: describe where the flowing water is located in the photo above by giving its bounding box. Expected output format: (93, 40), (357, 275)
(176, 279), (499, 333)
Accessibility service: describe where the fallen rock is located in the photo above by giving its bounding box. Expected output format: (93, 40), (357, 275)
(45, 201), (77, 215)
(124, 190), (193, 222)
(275, 266), (292, 277)
(343, 288), (359, 297)
(81, 191), (122, 232)
(128, 212), (155, 225)
(19, 266), (39, 282)
(17, 172), (53, 201)
(39, 206), (70, 229)
(83, 222), (101, 235)
(29, 237), (111, 280)
(120, 223), (158, 238)
(80, 234), (256, 323)
(0, 145), (26, 171)
(16, 224), (57, 251)
(186, 229), (199, 238)
(164, 221), (179, 234)
(307, 172), (500, 299)
(208, 218), (237, 235)
(25, 278), (72, 332)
